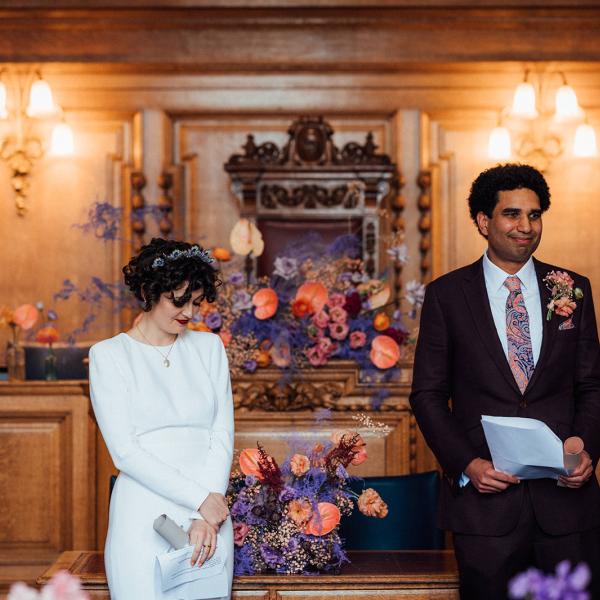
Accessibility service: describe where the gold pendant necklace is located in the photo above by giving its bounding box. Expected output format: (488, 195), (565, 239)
(136, 325), (177, 367)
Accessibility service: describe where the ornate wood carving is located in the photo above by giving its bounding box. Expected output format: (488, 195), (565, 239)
(417, 169), (433, 283)
(390, 173), (406, 307)
(130, 171), (147, 252)
(224, 117), (400, 278)
(157, 172), (174, 238)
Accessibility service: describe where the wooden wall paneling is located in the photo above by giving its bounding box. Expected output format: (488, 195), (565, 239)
(0, 383), (93, 588)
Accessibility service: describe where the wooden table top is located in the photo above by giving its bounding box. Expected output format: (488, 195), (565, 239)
(39, 550), (459, 590)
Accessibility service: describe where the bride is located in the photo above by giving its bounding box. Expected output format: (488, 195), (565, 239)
(89, 238), (234, 599)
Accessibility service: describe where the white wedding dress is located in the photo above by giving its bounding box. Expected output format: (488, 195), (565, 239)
(89, 330), (234, 600)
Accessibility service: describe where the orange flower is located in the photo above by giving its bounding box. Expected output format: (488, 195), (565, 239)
(256, 349), (271, 368)
(13, 304), (38, 330)
(252, 288), (278, 320)
(290, 454), (310, 476)
(331, 430), (368, 466)
(369, 334), (401, 369)
(304, 502), (341, 536)
(291, 298), (311, 318)
(373, 312), (390, 331)
(295, 282), (328, 315)
(0, 306), (14, 328)
(35, 326), (59, 346)
(357, 488), (389, 518)
(218, 329), (232, 346)
(288, 499), (313, 526)
(212, 247), (231, 261)
(188, 321), (210, 332)
(239, 448), (263, 479)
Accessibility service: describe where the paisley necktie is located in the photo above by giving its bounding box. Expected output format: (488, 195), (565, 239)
(504, 276), (535, 394)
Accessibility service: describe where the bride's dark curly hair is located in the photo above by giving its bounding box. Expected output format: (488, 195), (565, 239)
(123, 238), (221, 312)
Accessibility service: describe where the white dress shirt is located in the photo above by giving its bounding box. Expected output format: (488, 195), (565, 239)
(459, 253), (543, 487)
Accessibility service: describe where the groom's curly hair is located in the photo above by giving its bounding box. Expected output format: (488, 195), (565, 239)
(468, 163), (551, 225)
(123, 238), (221, 312)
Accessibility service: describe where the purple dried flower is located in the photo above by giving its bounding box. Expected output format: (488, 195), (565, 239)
(205, 312), (222, 330)
(243, 359), (257, 373)
(47, 309), (58, 321)
(273, 257), (299, 280)
(232, 290), (253, 311)
(228, 272), (245, 286)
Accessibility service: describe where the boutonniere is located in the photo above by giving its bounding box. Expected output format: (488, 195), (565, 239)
(543, 270), (583, 321)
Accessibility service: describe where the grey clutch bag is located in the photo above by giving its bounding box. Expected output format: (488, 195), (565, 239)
(153, 514), (189, 549)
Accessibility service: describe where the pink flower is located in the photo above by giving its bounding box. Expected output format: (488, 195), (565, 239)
(305, 345), (327, 367)
(553, 296), (577, 317)
(349, 330), (367, 348)
(327, 293), (346, 308)
(290, 454), (310, 476)
(358, 488), (388, 518)
(316, 336), (337, 355)
(329, 306), (348, 324)
(329, 322), (349, 341)
(547, 270), (574, 287)
(312, 310), (330, 329)
(233, 521), (250, 546)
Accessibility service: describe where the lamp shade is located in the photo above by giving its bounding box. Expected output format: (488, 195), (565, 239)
(488, 126), (511, 160)
(26, 78), (56, 118)
(0, 81), (7, 119)
(50, 123), (74, 156)
(573, 124), (598, 158)
(510, 82), (538, 119)
(555, 85), (583, 122)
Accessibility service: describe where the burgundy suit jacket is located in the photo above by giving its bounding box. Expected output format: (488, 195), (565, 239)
(410, 257), (600, 536)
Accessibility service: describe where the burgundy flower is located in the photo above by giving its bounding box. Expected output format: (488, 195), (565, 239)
(344, 291), (362, 318)
(381, 327), (407, 345)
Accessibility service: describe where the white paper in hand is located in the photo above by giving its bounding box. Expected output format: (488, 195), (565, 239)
(156, 538), (228, 598)
(481, 415), (568, 480)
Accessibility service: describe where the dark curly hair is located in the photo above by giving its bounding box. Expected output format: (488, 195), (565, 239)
(468, 163), (551, 227)
(123, 238), (221, 312)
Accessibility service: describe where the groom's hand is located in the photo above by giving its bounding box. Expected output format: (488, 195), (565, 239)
(559, 450), (593, 488)
(465, 458), (520, 493)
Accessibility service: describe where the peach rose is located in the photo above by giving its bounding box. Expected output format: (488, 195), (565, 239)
(373, 312), (390, 332)
(35, 326), (59, 345)
(233, 521), (250, 546)
(287, 499), (312, 526)
(212, 247), (232, 261)
(188, 320), (210, 332)
(290, 454), (310, 476)
(358, 488), (389, 518)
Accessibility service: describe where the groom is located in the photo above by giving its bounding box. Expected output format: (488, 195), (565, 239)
(410, 164), (600, 599)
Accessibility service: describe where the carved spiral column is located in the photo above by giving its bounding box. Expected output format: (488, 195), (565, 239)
(157, 171), (174, 238)
(391, 174), (406, 307)
(130, 171), (147, 252)
(417, 170), (432, 283)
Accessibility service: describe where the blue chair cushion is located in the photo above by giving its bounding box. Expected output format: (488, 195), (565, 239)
(339, 470), (444, 550)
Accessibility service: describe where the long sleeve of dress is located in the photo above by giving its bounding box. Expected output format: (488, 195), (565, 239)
(202, 335), (235, 495)
(90, 344), (212, 511)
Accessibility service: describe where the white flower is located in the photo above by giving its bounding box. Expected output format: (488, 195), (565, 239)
(386, 243), (409, 264)
(8, 583), (39, 600)
(273, 257), (299, 280)
(36, 301), (44, 311)
(404, 280), (426, 307)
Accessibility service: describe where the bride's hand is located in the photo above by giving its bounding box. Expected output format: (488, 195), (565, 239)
(199, 492), (229, 529)
(189, 519), (217, 567)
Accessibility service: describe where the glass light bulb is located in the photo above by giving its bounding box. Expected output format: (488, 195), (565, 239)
(510, 82), (538, 119)
(0, 81), (7, 119)
(26, 78), (56, 118)
(50, 123), (74, 156)
(555, 85), (583, 121)
(488, 126), (511, 160)
(573, 124), (598, 158)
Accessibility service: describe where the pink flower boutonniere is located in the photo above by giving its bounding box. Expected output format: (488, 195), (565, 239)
(543, 270), (584, 322)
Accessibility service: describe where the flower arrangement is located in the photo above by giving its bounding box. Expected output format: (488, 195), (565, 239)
(190, 233), (424, 384)
(544, 270), (583, 321)
(227, 413), (390, 575)
(508, 560), (590, 600)
(9, 570), (88, 600)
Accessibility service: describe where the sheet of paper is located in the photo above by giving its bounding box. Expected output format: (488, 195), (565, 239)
(156, 538), (228, 598)
(481, 415), (568, 480)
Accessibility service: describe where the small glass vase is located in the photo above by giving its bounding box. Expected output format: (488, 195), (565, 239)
(44, 347), (58, 381)
(6, 341), (25, 380)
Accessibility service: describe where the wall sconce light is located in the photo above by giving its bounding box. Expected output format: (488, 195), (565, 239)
(0, 69), (75, 215)
(488, 70), (598, 171)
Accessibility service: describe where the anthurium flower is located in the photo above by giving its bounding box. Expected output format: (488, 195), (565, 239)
(239, 448), (263, 479)
(230, 219), (264, 257)
(252, 288), (278, 320)
(295, 282), (328, 314)
(370, 334), (401, 369)
(35, 326), (59, 346)
(303, 502), (341, 536)
(13, 304), (38, 330)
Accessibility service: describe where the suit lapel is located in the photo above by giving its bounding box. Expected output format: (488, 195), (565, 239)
(462, 259), (521, 395)
(523, 258), (558, 394)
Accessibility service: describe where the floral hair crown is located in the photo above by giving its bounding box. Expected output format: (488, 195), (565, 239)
(151, 245), (214, 270)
